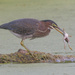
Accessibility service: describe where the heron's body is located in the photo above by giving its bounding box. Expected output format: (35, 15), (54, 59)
(0, 19), (50, 40)
(0, 18), (65, 58)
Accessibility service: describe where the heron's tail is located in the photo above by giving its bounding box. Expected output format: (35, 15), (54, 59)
(0, 25), (3, 29)
(0, 25), (4, 29)
(0, 23), (9, 29)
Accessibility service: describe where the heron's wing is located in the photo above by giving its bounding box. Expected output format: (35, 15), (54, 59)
(0, 19), (39, 35)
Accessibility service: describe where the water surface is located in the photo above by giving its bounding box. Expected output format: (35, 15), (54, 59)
(0, 63), (75, 75)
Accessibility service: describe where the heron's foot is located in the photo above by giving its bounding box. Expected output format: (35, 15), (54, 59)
(25, 49), (39, 61)
(20, 40), (39, 61)
(26, 49), (39, 61)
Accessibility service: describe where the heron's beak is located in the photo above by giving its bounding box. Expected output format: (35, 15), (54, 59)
(52, 26), (64, 35)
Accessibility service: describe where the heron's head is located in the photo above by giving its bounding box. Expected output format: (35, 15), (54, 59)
(42, 20), (64, 35)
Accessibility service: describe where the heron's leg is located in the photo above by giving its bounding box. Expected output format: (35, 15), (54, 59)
(20, 39), (34, 58)
(20, 40), (29, 52)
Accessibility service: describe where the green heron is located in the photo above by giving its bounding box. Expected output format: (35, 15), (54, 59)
(0, 18), (65, 57)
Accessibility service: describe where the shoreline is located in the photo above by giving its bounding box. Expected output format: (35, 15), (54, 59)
(0, 49), (75, 63)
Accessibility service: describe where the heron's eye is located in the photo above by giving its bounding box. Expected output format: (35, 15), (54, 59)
(52, 23), (57, 27)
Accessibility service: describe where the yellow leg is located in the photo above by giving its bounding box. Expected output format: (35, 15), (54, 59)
(20, 40), (34, 58)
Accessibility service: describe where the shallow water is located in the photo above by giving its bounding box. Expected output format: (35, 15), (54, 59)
(0, 63), (75, 75)
(0, 0), (75, 75)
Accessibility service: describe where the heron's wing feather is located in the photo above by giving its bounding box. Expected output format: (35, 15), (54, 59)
(0, 19), (39, 35)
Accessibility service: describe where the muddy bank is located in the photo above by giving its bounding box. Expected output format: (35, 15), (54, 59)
(0, 49), (75, 63)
